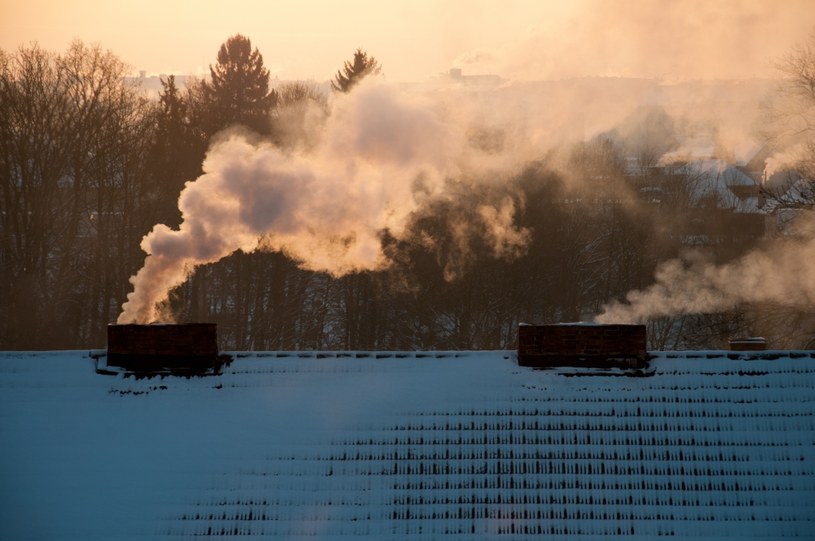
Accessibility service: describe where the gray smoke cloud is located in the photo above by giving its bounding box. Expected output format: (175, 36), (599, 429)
(118, 80), (530, 323)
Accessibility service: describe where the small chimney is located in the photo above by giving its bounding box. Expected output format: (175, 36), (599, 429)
(106, 323), (222, 375)
(518, 323), (648, 369)
(729, 337), (767, 351)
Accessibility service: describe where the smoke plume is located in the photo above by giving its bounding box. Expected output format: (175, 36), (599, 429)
(118, 12), (815, 325)
(118, 81), (530, 323)
(596, 210), (815, 323)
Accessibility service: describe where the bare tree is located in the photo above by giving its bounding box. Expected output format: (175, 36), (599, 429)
(763, 31), (815, 198)
(270, 81), (328, 149)
(0, 41), (153, 348)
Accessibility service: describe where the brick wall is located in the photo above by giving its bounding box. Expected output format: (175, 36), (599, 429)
(518, 324), (648, 368)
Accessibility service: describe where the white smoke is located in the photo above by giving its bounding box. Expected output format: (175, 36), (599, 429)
(118, 80), (530, 323)
(764, 144), (808, 180)
(596, 210), (815, 323)
(478, 197), (531, 259)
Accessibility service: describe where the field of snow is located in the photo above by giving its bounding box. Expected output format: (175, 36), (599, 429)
(1, 350), (814, 540)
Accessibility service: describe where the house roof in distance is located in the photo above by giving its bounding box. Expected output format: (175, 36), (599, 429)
(1, 350), (814, 540)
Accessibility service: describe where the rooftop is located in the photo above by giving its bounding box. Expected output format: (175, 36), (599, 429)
(1, 350), (814, 539)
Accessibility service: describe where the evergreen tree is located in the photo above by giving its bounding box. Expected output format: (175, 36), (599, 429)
(201, 34), (275, 136)
(144, 75), (203, 228)
(158, 75), (186, 133)
(331, 48), (381, 93)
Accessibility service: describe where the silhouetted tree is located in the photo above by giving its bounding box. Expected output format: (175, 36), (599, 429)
(331, 48), (381, 93)
(0, 41), (154, 348)
(742, 32), (815, 348)
(143, 75), (204, 228)
(763, 31), (815, 200)
(199, 34), (276, 136)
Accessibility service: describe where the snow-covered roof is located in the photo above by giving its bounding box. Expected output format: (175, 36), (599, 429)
(2, 350), (814, 540)
(689, 160), (763, 213)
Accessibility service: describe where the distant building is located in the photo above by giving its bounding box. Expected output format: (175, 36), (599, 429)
(441, 68), (505, 88)
(124, 73), (193, 98)
(630, 157), (767, 255)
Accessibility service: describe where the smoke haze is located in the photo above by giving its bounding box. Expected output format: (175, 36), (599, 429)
(453, 0), (814, 81)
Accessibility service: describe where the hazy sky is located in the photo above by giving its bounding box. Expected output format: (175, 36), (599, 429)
(2, 0), (814, 81)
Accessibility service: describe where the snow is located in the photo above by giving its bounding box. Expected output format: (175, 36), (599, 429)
(1, 350), (814, 540)
(691, 160), (763, 213)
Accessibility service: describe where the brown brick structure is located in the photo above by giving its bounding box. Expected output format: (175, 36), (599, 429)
(518, 323), (648, 368)
(107, 323), (220, 374)
(729, 337), (767, 351)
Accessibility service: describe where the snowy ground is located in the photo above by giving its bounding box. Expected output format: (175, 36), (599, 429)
(1, 350), (814, 540)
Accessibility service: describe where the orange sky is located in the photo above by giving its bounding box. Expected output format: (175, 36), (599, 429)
(2, 0), (814, 81)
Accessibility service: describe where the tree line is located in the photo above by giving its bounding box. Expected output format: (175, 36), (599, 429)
(1, 35), (813, 350)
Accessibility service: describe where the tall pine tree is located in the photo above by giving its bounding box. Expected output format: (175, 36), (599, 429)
(145, 75), (203, 228)
(200, 34), (275, 136)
